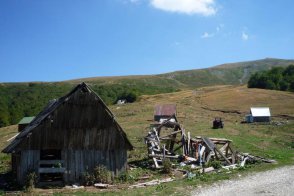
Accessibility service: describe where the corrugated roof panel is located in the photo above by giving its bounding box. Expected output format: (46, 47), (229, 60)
(250, 107), (271, 117)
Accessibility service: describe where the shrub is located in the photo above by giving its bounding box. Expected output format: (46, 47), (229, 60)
(207, 160), (222, 169)
(115, 171), (135, 184)
(82, 172), (95, 186)
(25, 171), (37, 191)
(93, 165), (111, 184)
(162, 159), (172, 174)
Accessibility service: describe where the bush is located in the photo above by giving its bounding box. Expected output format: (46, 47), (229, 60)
(93, 165), (111, 184)
(207, 160), (222, 169)
(162, 159), (172, 174)
(82, 172), (95, 186)
(25, 171), (37, 191)
(115, 171), (135, 184)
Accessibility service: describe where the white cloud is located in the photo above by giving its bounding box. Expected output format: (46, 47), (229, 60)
(242, 32), (249, 41)
(201, 32), (214, 38)
(150, 0), (217, 16)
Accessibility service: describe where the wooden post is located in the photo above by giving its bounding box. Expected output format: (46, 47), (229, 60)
(163, 144), (166, 159)
(187, 132), (191, 155)
(215, 148), (232, 165)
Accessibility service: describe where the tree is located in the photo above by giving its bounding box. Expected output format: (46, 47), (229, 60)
(248, 65), (294, 92)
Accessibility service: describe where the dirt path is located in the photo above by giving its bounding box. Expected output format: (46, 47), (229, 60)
(191, 166), (294, 196)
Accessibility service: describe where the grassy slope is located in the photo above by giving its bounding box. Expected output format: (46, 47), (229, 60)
(113, 85), (293, 163)
(0, 125), (18, 173)
(159, 58), (294, 87)
(1, 87), (293, 194)
(59, 58), (294, 87)
(71, 58), (294, 86)
(53, 85), (292, 195)
(1, 58), (294, 127)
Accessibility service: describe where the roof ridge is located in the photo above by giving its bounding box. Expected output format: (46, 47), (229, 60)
(2, 82), (133, 153)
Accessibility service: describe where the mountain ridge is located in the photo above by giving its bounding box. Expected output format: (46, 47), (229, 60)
(68, 58), (294, 84)
(0, 58), (293, 127)
(2, 58), (293, 84)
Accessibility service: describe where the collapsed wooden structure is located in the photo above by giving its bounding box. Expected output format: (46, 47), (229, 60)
(145, 116), (237, 168)
(145, 116), (275, 169)
(2, 82), (133, 186)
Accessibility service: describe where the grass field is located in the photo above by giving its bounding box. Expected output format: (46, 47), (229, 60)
(0, 85), (293, 195)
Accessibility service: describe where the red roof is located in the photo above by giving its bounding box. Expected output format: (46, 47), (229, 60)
(154, 104), (176, 116)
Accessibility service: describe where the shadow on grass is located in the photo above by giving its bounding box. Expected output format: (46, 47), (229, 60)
(128, 157), (153, 169)
(0, 171), (22, 192)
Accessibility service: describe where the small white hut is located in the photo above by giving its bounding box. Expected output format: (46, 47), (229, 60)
(245, 107), (271, 123)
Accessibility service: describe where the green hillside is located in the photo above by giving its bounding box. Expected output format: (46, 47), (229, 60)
(0, 58), (294, 127)
(160, 58), (294, 87)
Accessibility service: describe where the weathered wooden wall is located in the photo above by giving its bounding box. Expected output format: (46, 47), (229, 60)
(14, 149), (127, 185)
(62, 149), (127, 183)
(12, 87), (130, 185)
(15, 150), (39, 184)
(16, 89), (129, 150)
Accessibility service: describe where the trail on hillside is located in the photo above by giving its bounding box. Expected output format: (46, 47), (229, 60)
(191, 166), (294, 196)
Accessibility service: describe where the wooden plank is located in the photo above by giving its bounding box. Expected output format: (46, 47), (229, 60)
(209, 138), (232, 142)
(38, 181), (64, 187)
(169, 127), (178, 152)
(148, 154), (179, 159)
(159, 130), (182, 139)
(150, 142), (159, 168)
(228, 145), (236, 164)
(219, 143), (229, 154)
(215, 148), (232, 165)
(203, 137), (216, 151)
(206, 152), (214, 162)
(39, 160), (64, 165)
(187, 132), (191, 155)
(62, 150), (68, 183)
(38, 167), (66, 173)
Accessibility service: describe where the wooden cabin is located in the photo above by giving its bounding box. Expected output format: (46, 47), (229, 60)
(2, 82), (133, 186)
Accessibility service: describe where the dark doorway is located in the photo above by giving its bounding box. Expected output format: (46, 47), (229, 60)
(39, 149), (64, 186)
(40, 149), (61, 160)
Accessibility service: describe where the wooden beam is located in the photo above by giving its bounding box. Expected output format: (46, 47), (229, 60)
(219, 143), (229, 154)
(172, 144), (183, 153)
(38, 167), (66, 173)
(228, 145), (236, 164)
(39, 160), (64, 165)
(215, 148), (232, 165)
(209, 138), (232, 142)
(159, 130), (182, 139)
(187, 132), (191, 155)
(149, 154), (179, 159)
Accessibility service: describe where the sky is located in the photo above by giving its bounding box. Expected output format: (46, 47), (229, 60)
(0, 0), (294, 82)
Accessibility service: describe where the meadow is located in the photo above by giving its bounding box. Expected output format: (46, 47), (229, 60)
(0, 85), (293, 195)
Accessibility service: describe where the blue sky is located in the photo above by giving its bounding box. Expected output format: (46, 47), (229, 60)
(0, 0), (293, 82)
